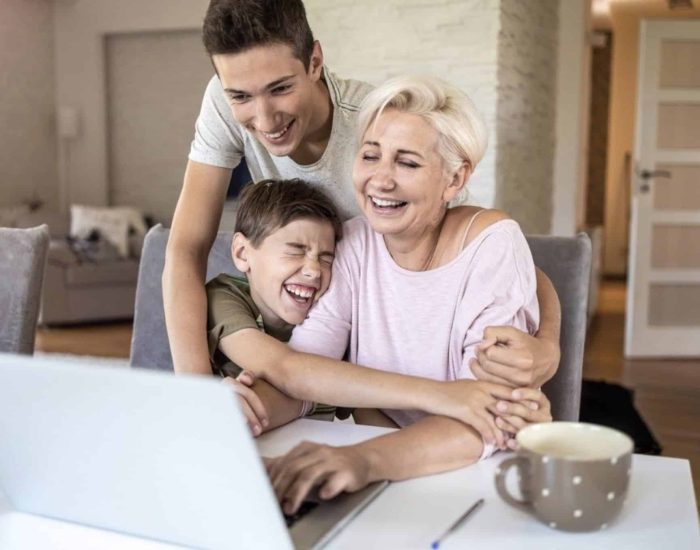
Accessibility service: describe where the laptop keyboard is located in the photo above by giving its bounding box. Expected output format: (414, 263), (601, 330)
(284, 500), (320, 527)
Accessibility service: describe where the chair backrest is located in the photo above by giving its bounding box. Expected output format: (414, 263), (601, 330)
(130, 225), (241, 370)
(0, 225), (50, 354)
(526, 234), (592, 422)
(132, 227), (592, 422)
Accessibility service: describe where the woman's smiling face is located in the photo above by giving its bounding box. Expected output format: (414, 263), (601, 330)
(353, 109), (462, 240)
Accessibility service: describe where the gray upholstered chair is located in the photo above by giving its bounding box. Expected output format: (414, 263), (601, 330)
(0, 225), (50, 354)
(130, 225), (241, 371)
(528, 234), (592, 422)
(131, 226), (592, 422)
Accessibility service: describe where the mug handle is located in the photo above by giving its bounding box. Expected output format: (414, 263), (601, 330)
(494, 456), (532, 513)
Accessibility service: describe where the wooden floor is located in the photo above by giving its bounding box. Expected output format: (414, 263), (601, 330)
(34, 280), (700, 510)
(35, 321), (133, 359)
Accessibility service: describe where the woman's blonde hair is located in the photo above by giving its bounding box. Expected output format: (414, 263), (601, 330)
(357, 75), (488, 198)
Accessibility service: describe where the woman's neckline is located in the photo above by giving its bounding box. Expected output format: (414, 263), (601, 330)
(375, 217), (516, 276)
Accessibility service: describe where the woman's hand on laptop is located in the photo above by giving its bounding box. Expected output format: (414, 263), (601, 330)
(266, 442), (371, 515)
(221, 371), (269, 436)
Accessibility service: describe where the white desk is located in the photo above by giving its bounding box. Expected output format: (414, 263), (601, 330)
(1, 419), (697, 549)
(0, 485), (177, 550)
(257, 419), (700, 550)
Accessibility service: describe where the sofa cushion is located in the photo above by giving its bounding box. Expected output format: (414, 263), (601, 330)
(70, 205), (147, 258)
(48, 239), (79, 266)
(64, 260), (140, 286)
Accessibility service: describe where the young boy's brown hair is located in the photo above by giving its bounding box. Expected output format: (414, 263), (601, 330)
(234, 178), (343, 247)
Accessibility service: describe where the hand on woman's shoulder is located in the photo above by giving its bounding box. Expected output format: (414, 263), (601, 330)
(446, 206), (511, 250)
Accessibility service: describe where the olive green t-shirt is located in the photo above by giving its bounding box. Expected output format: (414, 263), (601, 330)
(206, 273), (335, 419)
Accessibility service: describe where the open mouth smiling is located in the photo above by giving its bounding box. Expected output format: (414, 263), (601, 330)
(283, 283), (316, 305)
(370, 196), (408, 210)
(260, 120), (295, 142)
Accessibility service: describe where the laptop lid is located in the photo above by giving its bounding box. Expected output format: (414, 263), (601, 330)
(0, 353), (292, 550)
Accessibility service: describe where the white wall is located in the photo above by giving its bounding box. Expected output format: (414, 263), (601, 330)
(52, 0), (210, 209)
(106, 30), (213, 224)
(0, 0), (57, 208)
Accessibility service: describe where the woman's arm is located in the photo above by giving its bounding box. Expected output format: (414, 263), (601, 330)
(267, 417), (483, 515)
(268, 388), (552, 515)
(471, 268), (561, 388)
(268, 416), (484, 514)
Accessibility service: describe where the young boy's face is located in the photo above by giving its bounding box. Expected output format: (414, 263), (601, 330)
(235, 218), (336, 329)
(213, 42), (324, 160)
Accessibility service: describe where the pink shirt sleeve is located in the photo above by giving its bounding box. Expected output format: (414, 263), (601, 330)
(453, 224), (540, 380)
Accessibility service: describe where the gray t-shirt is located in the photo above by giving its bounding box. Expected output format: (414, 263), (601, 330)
(189, 68), (373, 220)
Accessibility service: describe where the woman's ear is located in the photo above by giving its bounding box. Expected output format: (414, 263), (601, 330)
(442, 161), (471, 203)
(231, 232), (251, 274)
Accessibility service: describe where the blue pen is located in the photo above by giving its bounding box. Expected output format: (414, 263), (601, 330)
(430, 498), (484, 549)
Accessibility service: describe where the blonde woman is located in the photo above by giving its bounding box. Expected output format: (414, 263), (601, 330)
(267, 75), (552, 514)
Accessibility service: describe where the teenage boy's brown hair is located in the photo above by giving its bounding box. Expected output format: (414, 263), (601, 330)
(202, 0), (315, 69)
(235, 179), (342, 247)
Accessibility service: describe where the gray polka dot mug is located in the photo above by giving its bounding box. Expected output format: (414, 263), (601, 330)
(494, 422), (633, 532)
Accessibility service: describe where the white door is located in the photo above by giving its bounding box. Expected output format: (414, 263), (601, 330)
(626, 20), (700, 358)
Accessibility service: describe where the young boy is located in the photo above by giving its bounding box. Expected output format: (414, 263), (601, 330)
(165, 0), (562, 389)
(205, 178), (542, 444)
(206, 178), (340, 432)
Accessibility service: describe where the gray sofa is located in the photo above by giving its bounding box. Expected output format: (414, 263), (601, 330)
(6, 206), (142, 325)
(40, 238), (139, 325)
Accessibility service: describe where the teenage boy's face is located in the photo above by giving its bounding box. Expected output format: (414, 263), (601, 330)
(213, 43), (324, 160)
(235, 218), (336, 329)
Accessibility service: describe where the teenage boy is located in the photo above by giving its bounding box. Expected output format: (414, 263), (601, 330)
(207, 178), (531, 447)
(165, 0), (561, 389)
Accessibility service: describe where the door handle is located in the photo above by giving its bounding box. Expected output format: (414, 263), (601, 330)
(639, 169), (671, 180)
(635, 168), (671, 194)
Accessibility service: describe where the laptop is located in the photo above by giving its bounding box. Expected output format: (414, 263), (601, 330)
(0, 353), (388, 549)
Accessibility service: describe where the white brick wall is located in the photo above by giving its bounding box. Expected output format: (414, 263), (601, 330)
(307, 0), (559, 227)
(305, 0), (501, 207)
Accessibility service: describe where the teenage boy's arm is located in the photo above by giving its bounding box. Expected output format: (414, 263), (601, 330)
(164, 160), (232, 375)
(471, 268), (561, 388)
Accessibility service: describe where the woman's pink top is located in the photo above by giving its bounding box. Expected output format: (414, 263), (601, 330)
(290, 216), (540, 428)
